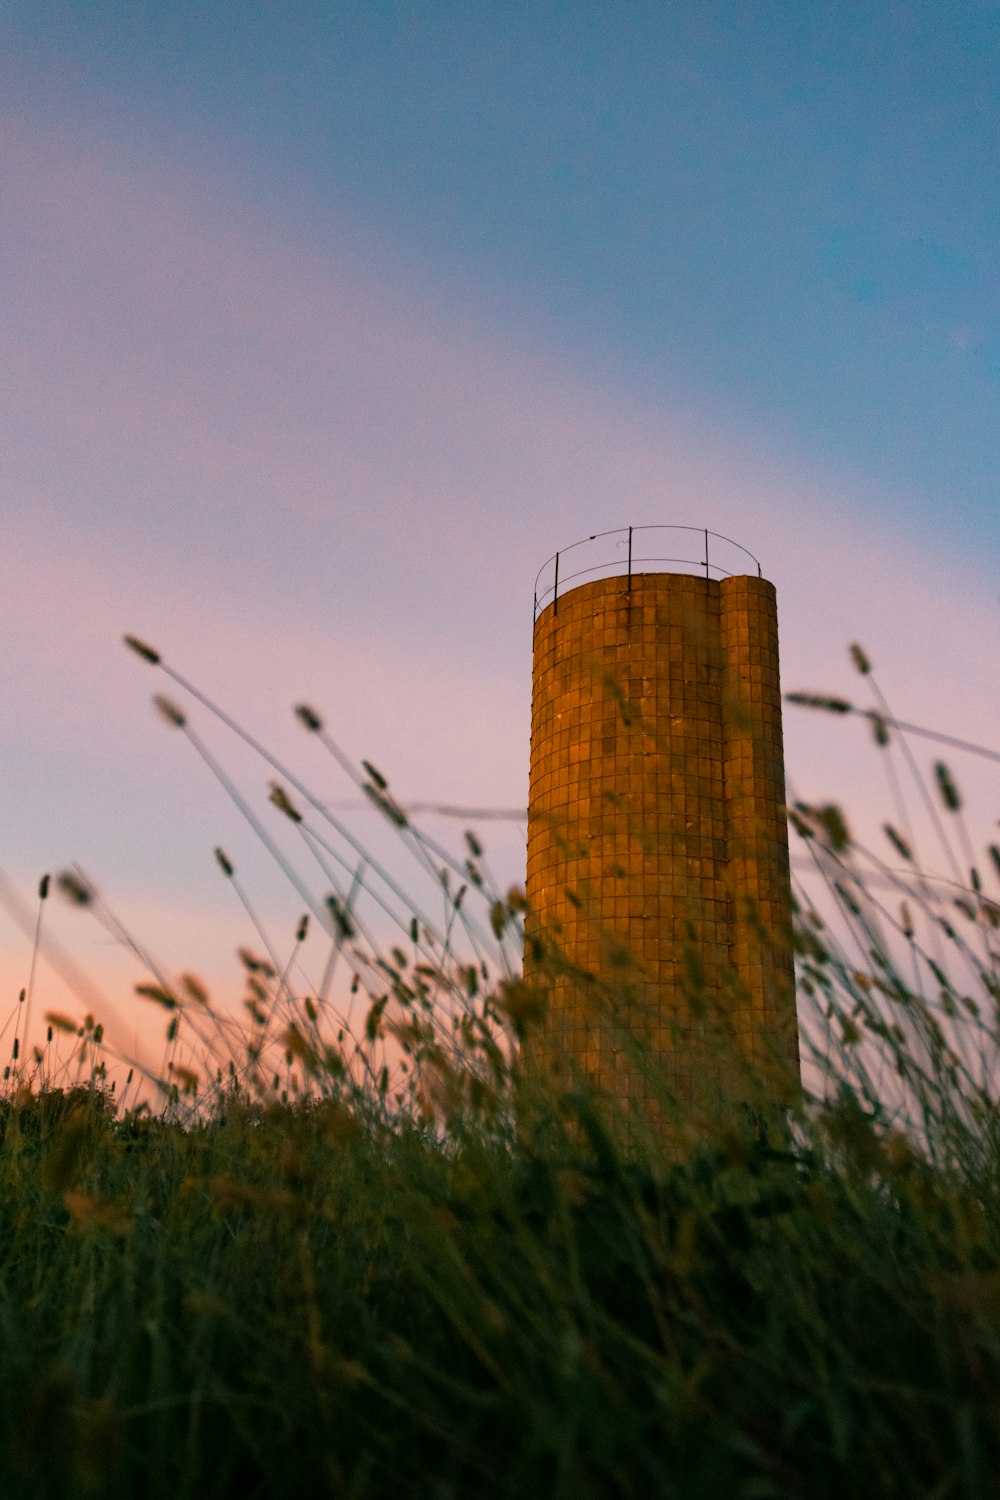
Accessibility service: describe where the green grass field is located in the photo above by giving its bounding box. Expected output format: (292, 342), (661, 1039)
(1, 638), (999, 1498)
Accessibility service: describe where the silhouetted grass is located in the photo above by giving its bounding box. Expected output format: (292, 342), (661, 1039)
(0, 637), (998, 1498)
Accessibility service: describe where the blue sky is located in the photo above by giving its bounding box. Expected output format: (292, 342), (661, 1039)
(1, 2), (997, 1064)
(7, 0), (997, 545)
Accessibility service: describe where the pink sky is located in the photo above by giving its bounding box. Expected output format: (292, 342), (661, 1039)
(2, 102), (997, 1082)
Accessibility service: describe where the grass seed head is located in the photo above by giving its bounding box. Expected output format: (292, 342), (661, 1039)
(362, 760), (388, 790)
(44, 1012), (77, 1034)
(883, 823), (913, 861)
(868, 711), (890, 746)
(817, 803), (851, 852)
(123, 633), (161, 665)
(934, 761), (961, 812)
(269, 782), (302, 822)
(181, 973), (209, 1005)
(238, 948), (276, 978)
(135, 983), (178, 1009)
(57, 871), (93, 907)
(295, 703), (323, 731)
(153, 694), (186, 728)
(787, 692), (854, 714)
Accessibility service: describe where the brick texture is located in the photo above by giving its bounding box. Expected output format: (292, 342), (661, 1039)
(524, 571), (799, 1124)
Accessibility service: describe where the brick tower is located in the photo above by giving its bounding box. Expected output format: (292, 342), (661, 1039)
(525, 528), (799, 1124)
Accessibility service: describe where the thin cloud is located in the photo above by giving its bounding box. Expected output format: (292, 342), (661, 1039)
(0, 100), (996, 1051)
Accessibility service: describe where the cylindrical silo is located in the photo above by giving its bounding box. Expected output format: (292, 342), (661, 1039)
(525, 533), (798, 1126)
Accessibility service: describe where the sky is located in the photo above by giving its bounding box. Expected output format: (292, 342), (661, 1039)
(1, 2), (998, 1078)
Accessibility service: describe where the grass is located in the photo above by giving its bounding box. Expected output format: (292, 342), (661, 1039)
(0, 635), (998, 1497)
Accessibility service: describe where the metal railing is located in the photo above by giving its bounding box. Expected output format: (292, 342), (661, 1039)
(532, 525), (762, 620)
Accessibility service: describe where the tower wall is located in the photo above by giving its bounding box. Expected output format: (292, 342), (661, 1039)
(525, 570), (798, 1121)
(720, 577), (799, 1082)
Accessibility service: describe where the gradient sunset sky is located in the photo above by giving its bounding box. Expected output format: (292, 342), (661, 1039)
(2, 2), (997, 1065)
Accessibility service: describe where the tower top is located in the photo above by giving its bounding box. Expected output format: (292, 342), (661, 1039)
(533, 524), (762, 621)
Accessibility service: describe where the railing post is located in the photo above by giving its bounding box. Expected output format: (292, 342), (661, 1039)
(534, 526), (761, 616)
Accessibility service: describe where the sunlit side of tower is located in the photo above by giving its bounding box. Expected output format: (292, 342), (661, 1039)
(524, 529), (799, 1124)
